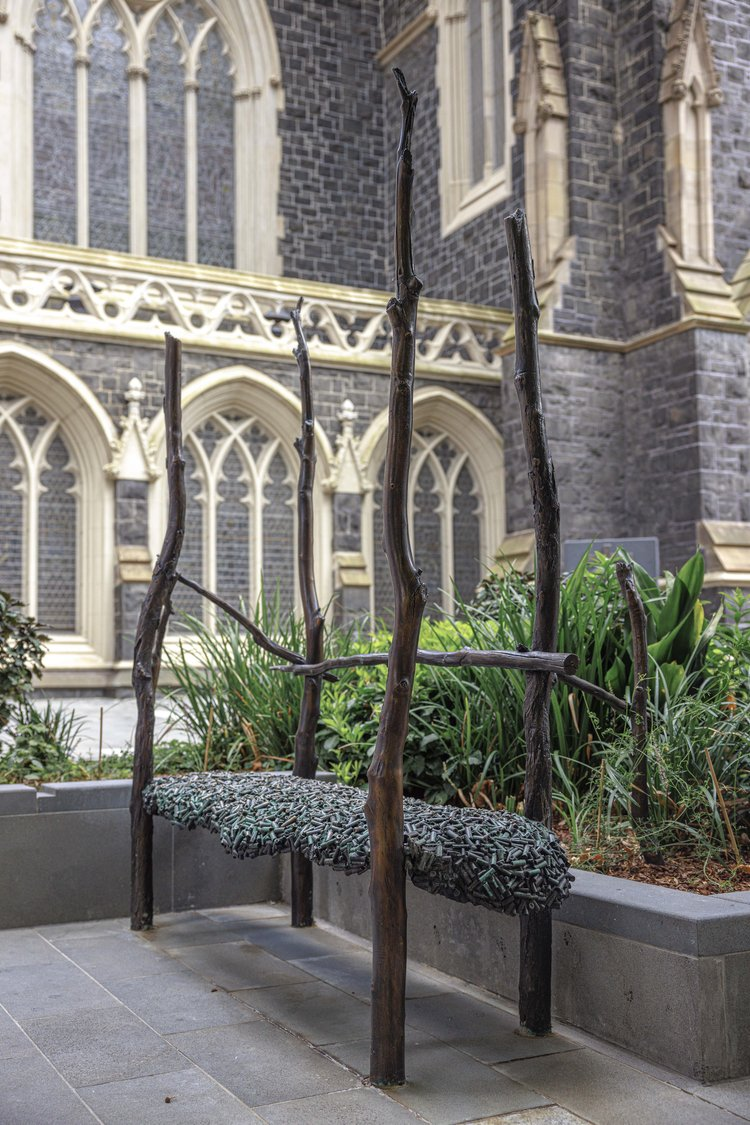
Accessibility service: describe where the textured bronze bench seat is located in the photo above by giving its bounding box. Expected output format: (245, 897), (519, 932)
(144, 772), (573, 916)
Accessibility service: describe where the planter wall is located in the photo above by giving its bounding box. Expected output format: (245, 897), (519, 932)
(0, 781), (278, 929)
(281, 862), (750, 1083)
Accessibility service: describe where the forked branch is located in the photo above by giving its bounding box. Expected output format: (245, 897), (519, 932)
(505, 207), (560, 1037)
(131, 333), (185, 931)
(277, 647), (578, 676)
(290, 297), (324, 925)
(616, 560), (661, 862)
(365, 67), (425, 1089)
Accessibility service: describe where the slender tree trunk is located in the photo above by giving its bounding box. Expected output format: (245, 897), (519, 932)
(131, 334), (185, 930)
(505, 210), (560, 1036)
(291, 299), (324, 927)
(365, 69), (426, 1088)
(616, 561), (662, 864)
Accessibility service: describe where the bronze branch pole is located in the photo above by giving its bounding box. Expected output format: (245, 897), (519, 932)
(365, 68), (426, 1088)
(616, 561), (661, 864)
(505, 210), (560, 1037)
(131, 334), (185, 931)
(290, 299), (325, 926)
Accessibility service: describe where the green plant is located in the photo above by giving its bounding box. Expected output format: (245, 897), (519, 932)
(164, 594), (306, 772)
(556, 684), (750, 866)
(0, 698), (85, 784)
(0, 591), (48, 731)
(605, 551), (722, 701)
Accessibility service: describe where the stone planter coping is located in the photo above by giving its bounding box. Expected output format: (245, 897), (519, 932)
(559, 868), (750, 956)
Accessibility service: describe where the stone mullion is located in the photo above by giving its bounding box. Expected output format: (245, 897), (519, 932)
(185, 78), (198, 262)
(443, 1), (469, 222)
(204, 460), (219, 624)
(696, 96), (714, 263)
(480, 0), (495, 179)
(25, 454), (40, 618)
(430, 456), (452, 615)
(233, 89), (250, 271)
(128, 65), (148, 257)
(76, 55), (89, 247)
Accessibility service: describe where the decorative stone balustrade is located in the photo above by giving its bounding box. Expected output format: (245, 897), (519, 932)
(0, 238), (508, 381)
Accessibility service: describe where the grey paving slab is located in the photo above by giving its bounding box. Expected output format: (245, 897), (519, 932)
(107, 967), (261, 1034)
(171, 940), (314, 991)
(166, 1020), (354, 1107)
(145, 911), (249, 949)
(289, 948), (444, 1001)
(199, 903), (289, 923)
(0, 1007), (36, 1061)
(22, 1004), (186, 1088)
(692, 1077), (750, 1120)
(325, 1031), (549, 1125)
(498, 1048), (745, 1125)
(255, 1084), (422, 1124)
(233, 979), (371, 1045)
(222, 917), (357, 961)
(37, 916), (130, 942)
(404, 992), (579, 1065)
(56, 931), (177, 982)
(468, 1110), (589, 1124)
(0, 959), (116, 1021)
(0, 1052), (98, 1123)
(78, 1066), (264, 1124)
(0, 928), (62, 969)
(42, 694), (179, 757)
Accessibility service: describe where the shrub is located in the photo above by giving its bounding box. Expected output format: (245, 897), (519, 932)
(0, 698), (85, 784)
(0, 591), (47, 731)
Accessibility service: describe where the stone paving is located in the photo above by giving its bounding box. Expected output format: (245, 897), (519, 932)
(1, 903), (749, 1124)
(39, 695), (178, 758)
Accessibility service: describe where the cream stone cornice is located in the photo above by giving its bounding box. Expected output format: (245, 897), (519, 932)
(0, 238), (508, 383)
(376, 7), (437, 67)
(500, 314), (749, 357)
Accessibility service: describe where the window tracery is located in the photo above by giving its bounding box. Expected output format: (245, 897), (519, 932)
(372, 428), (483, 618)
(171, 409), (296, 626)
(0, 396), (78, 631)
(29, 0), (279, 271)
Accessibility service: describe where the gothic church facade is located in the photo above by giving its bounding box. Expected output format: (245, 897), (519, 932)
(0, 0), (748, 688)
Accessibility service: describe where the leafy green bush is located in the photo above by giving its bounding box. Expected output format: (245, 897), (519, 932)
(0, 698), (85, 784)
(0, 591), (47, 731)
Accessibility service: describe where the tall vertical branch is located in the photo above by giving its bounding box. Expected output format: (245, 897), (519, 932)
(290, 298), (324, 927)
(505, 209), (560, 1036)
(616, 560), (661, 864)
(365, 68), (426, 1088)
(131, 334), (185, 930)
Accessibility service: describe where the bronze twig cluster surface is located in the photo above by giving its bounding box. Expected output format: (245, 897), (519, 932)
(144, 772), (573, 915)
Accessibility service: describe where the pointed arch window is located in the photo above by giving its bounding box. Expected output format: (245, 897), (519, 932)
(372, 428), (483, 618)
(660, 0), (723, 265)
(29, 0), (280, 271)
(435, 0), (512, 235)
(0, 396), (78, 631)
(171, 409), (297, 625)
